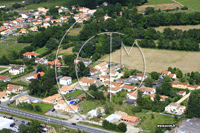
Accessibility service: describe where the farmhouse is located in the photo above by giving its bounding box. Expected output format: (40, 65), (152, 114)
(89, 67), (99, 76)
(177, 91), (186, 96)
(16, 96), (30, 105)
(162, 70), (177, 79)
(29, 26), (38, 32)
(9, 66), (24, 75)
(6, 84), (23, 94)
(54, 100), (66, 110)
(59, 85), (75, 94)
(150, 94), (168, 101)
(0, 75), (11, 82)
(108, 86), (122, 94)
(64, 104), (81, 113)
(23, 52), (39, 58)
(94, 62), (108, 72)
(59, 76), (72, 85)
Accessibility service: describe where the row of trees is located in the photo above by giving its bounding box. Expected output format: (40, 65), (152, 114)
(102, 120), (127, 132)
(17, 102), (42, 112)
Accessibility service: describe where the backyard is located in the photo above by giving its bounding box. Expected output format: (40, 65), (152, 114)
(64, 89), (84, 99)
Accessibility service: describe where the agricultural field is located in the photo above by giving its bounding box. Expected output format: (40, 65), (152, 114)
(145, 0), (174, 5)
(154, 24), (200, 32)
(176, 0), (200, 11)
(99, 47), (200, 73)
(68, 28), (83, 36)
(137, 3), (182, 12)
(0, 0), (22, 5)
(0, 36), (30, 58)
(54, 47), (74, 55)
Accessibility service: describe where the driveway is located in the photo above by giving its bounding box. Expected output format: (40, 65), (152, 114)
(11, 68), (37, 82)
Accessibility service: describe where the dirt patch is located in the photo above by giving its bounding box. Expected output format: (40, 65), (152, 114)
(54, 47), (74, 55)
(155, 25), (200, 32)
(138, 3), (182, 13)
(99, 47), (200, 74)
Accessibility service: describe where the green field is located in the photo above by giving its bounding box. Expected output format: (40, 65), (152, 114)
(68, 28), (83, 36)
(0, 67), (7, 71)
(0, 36), (30, 58)
(0, 0), (22, 5)
(35, 46), (47, 54)
(176, 0), (200, 11)
(145, 0), (174, 5)
(64, 89), (84, 99)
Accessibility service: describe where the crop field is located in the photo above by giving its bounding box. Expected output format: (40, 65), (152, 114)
(145, 0), (174, 5)
(137, 3), (182, 12)
(0, 36), (30, 58)
(99, 47), (200, 73)
(154, 24), (200, 32)
(176, 0), (200, 11)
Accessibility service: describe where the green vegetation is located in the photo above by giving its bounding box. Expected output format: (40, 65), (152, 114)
(145, 0), (174, 5)
(64, 89), (84, 99)
(176, 0), (200, 11)
(68, 28), (83, 36)
(8, 68), (35, 80)
(12, 81), (28, 87)
(0, 67), (7, 71)
(0, 36), (30, 58)
(78, 100), (102, 114)
(35, 46), (47, 55)
(0, 0), (21, 5)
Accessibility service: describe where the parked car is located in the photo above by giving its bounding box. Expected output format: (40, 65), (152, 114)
(10, 123), (15, 127)
(52, 108), (55, 112)
(72, 123), (76, 125)
(3, 116), (7, 118)
(21, 121), (26, 124)
(8, 117), (13, 119)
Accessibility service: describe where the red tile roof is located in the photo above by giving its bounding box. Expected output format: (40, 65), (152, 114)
(0, 75), (9, 80)
(23, 52), (39, 56)
(32, 71), (45, 78)
(123, 85), (136, 90)
(177, 91), (186, 95)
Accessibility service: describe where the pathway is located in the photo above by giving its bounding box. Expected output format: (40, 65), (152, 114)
(176, 92), (191, 104)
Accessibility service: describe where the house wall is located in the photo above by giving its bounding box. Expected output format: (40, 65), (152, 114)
(59, 78), (72, 85)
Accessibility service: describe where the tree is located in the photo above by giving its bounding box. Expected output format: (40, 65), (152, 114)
(46, 38), (59, 50)
(27, 104), (33, 110)
(18, 124), (29, 133)
(145, 77), (154, 87)
(175, 69), (183, 78)
(0, 129), (11, 133)
(150, 72), (160, 80)
(49, 87), (58, 96)
(29, 120), (40, 133)
(145, 7), (154, 15)
(104, 18), (116, 31)
(151, 113), (155, 119)
(35, 105), (42, 112)
(117, 122), (127, 132)
(27, 65), (33, 70)
(104, 103), (114, 114)
(89, 84), (98, 91)
(0, 55), (9, 65)
(11, 51), (19, 60)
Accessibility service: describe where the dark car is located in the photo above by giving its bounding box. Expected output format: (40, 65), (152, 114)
(72, 123), (76, 125)
(52, 108), (55, 112)
(10, 123), (15, 127)
(8, 117), (13, 119)
(21, 121), (26, 124)
(3, 116), (7, 118)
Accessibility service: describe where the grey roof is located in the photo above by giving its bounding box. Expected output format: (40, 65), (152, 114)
(178, 118), (200, 133)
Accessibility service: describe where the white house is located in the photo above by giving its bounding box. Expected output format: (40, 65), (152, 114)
(6, 84), (23, 94)
(35, 57), (48, 64)
(64, 104), (81, 113)
(105, 114), (121, 123)
(108, 86), (122, 94)
(137, 74), (148, 81)
(138, 86), (156, 95)
(165, 102), (186, 115)
(127, 90), (138, 100)
(26, 71), (45, 81)
(9, 66), (24, 75)
(16, 96), (30, 105)
(0, 91), (8, 102)
(101, 69), (119, 77)
(59, 76), (72, 85)
(94, 62), (108, 72)
(162, 70), (177, 79)
(102, 2), (108, 6)
(59, 85), (75, 95)
(87, 109), (104, 118)
(23, 52), (39, 59)
(29, 26), (38, 32)
(79, 77), (96, 87)
(74, 58), (92, 67)
(54, 100), (67, 110)
(0, 75), (11, 82)
(90, 67), (99, 76)
(123, 85), (136, 92)
(177, 91), (186, 96)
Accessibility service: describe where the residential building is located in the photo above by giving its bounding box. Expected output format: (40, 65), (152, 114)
(121, 115), (140, 125)
(127, 90), (138, 100)
(64, 104), (81, 113)
(29, 26), (38, 32)
(94, 62), (108, 72)
(54, 100), (67, 110)
(100, 75), (115, 82)
(45, 16), (51, 21)
(102, 2), (109, 6)
(59, 76), (72, 85)
(6, 84), (23, 94)
(187, 85), (200, 90)
(0, 75), (11, 82)
(79, 77), (96, 86)
(47, 59), (62, 67)
(58, 8), (63, 13)
(51, 19), (61, 23)
(101, 69), (119, 77)
(35, 57), (48, 64)
(23, 52), (39, 58)
(105, 114), (121, 123)
(58, 55), (64, 59)
(89, 67), (99, 76)
(0, 91), (8, 102)
(87, 109), (104, 118)
(104, 15), (111, 21)
(74, 58), (92, 67)
(177, 91), (186, 96)
(59, 85), (75, 94)
(162, 70), (177, 79)
(150, 94), (168, 101)
(9, 66), (24, 75)
(16, 96), (30, 105)
(123, 85), (136, 92)
(18, 28), (28, 34)
(137, 74), (148, 81)
(138, 86), (156, 95)
(165, 102), (186, 115)
(43, 22), (50, 28)
(43, 94), (62, 104)
(108, 86), (122, 94)
(26, 71), (45, 81)
(172, 82), (189, 89)
(104, 81), (124, 88)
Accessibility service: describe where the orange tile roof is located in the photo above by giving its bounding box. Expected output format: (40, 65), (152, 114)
(109, 86), (121, 91)
(60, 85), (74, 92)
(19, 28), (27, 33)
(150, 94), (168, 100)
(47, 59), (62, 66)
(177, 91), (186, 95)
(65, 104), (80, 111)
(80, 77), (96, 84)
(121, 115), (140, 122)
(45, 16), (50, 18)
(0, 75), (9, 80)
(162, 70), (170, 74)
(23, 52), (39, 56)
(187, 85), (199, 88)
(0, 91), (7, 98)
(168, 73), (175, 78)
(17, 96), (29, 101)
(104, 81), (124, 87)
(139, 86), (154, 92)
(123, 85), (136, 90)
(32, 71), (45, 78)
(172, 82), (188, 86)
(57, 100), (66, 104)
(100, 75), (110, 79)
(43, 94), (62, 102)
(127, 90), (138, 97)
(103, 69), (117, 74)
(90, 67), (98, 73)
(97, 62), (107, 67)
(7, 84), (22, 91)
(137, 74), (146, 77)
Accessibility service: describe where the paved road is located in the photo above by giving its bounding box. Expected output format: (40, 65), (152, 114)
(176, 92), (191, 104)
(0, 65), (11, 74)
(0, 106), (111, 133)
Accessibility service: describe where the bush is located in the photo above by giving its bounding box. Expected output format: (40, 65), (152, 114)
(181, 6), (188, 10)
(35, 105), (42, 112)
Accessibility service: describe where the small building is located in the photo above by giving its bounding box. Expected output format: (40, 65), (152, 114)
(0, 91), (8, 102)
(0, 75), (11, 82)
(74, 58), (92, 67)
(35, 57), (48, 64)
(150, 94), (168, 101)
(23, 52), (39, 58)
(137, 74), (148, 81)
(43, 94), (62, 104)
(177, 91), (186, 96)
(123, 85), (136, 92)
(0, 117), (14, 130)
(101, 69), (119, 77)
(64, 104), (81, 113)
(6, 84), (23, 94)
(108, 86), (122, 94)
(104, 15), (111, 21)
(127, 90), (138, 100)
(59, 76), (72, 85)
(105, 114), (121, 123)
(102, 2), (108, 6)
(54, 100), (67, 110)
(29, 26), (38, 32)
(19, 28), (28, 34)
(172, 82), (189, 89)
(58, 55), (64, 59)
(165, 102), (186, 115)
(187, 85), (200, 90)
(59, 85), (75, 94)
(47, 59), (62, 67)
(79, 77), (96, 87)
(26, 71), (45, 81)
(100, 75), (115, 82)
(138, 86), (156, 95)
(16, 96), (30, 105)
(51, 19), (61, 23)
(90, 67), (99, 76)
(9, 66), (24, 75)
(87, 109), (103, 118)
(162, 70), (177, 79)
(58, 8), (63, 13)
(121, 115), (140, 125)
(94, 62), (108, 72)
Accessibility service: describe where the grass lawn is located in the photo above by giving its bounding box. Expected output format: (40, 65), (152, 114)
(35, 46), (47, 55)
(145, 0), (174, 5)
(176, 0), (200, 11)
(13, 81), (29, 87)
(89, 61), (102, 67)
(0, 36), (30, 58)
(0, 67), (8, 71)
(64, 89), (84, 99)
(68, 28), (83, 36)
(78, 100), (102, 114)
(0, 0), (21, 5)
(32, 102), (54, 112)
